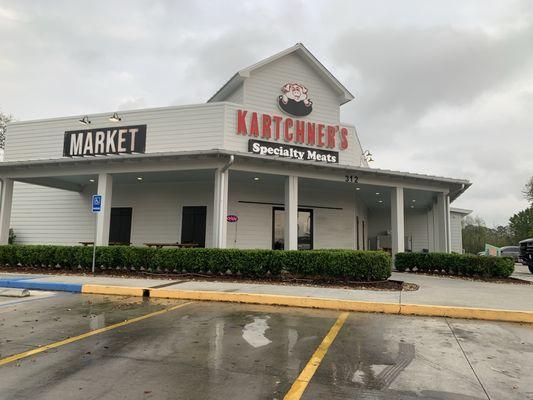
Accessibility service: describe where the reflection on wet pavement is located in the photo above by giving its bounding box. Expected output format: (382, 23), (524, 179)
(0, 294), (531, 400)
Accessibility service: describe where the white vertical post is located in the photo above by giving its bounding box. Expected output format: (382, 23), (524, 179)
(95, 173), (113, 246)
(391, 186), (405, 258)
(445, 194), (452, 253)
(284, 176), (298, 250)
(212, 168), (229, 248)
(436, 192), (448, 252)
(0, 178), (14, 245)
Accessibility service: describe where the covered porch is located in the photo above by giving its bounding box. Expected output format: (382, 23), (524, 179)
(0, 151), (468, 257)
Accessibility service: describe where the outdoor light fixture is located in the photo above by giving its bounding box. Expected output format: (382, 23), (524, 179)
(109, 112), (122, 122)
(375, 192), (380, 195)
(78, 115), (91, 125)
(89, 179), (95, 183)
(410, 205), (415, 208)
(361, 150), (374, 163)
(253, 177), (260, 181)
(137, 177), (143, 181)
(378, 200), (383, 203)
(412, 199), (416, 203)
(355, 187), (360, 191)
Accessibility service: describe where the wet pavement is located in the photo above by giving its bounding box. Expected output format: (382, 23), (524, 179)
(0, 293), (532, 400)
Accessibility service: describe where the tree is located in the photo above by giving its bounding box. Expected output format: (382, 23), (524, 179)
(0, 111), (13, 149)
(524, 177), (533, 204)
(509, 207), (533, 242)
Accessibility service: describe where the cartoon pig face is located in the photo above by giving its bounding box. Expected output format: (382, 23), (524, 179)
(282, 83), (308, 102)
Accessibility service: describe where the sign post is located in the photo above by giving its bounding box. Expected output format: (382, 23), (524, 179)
(91, 195), (102, 275)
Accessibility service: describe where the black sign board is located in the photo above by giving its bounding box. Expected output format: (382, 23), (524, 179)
(63, 125), (147, 157)
(248, 139), (339, 164)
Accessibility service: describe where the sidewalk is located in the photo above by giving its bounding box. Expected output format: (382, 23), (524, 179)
(1, 271), (532, 322)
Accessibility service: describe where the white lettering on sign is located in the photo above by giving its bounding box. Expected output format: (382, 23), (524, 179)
(249, 139), (338, 164)
(64, 125), (147, 157)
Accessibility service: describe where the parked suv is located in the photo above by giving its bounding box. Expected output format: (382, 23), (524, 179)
(519, 238), (533, 273)
(499, 246), (520, 262)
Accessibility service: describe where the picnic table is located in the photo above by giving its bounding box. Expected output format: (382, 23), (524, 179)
(79, 241), (131, 246)
(143, 242), (198, 249)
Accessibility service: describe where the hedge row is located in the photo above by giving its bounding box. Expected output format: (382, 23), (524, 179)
(0, 245), (392, 281)
(395, 252), (514, 278)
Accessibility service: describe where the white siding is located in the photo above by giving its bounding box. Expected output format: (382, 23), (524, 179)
(5, 103), (225, 162)
(450, 212), (464, 253)
(368, 209), (432, 252)
(225, 83), (244, 104)
(243, 52), (341, 123)
(11, 182), (93, 244)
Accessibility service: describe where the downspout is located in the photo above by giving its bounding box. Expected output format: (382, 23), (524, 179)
(221, 154), (234, 173)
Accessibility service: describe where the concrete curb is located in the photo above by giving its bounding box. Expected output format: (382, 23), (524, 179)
(82, 284), (533, 324)
(0, 279), (82, 293)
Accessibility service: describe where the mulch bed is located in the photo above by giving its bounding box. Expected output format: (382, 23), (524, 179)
(398, 271), (533, 285)
(0, 266), (418, 292)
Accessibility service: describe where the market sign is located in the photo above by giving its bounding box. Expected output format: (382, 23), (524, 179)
(249, 139), (338, 164)
(63, 125), (147, 157)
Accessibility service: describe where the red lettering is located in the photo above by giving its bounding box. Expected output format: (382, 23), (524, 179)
(340, 127), (349, 150)
(261, 114), (272, 139)
(326, 125), (336, 148)
(307, 122), (315, 146)
(284, 118), (294, 142)
(273, 116), (282, 140)
(237, 109), (247, 135)
(250, 112), (259, 137)
(317, 124), (325, 147)
(295, 120), (305, 143)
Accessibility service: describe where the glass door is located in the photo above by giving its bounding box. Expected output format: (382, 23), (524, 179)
(272, 207), (313, 250)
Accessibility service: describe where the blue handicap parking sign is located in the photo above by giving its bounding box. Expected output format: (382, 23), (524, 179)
(92, 195), (102, 213)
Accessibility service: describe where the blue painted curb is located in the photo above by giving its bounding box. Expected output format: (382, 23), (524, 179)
(0, 280), (82, 293)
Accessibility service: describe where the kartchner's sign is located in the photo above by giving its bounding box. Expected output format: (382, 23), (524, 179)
(63, 125), (147, 157)
(249, 139), (338, 164)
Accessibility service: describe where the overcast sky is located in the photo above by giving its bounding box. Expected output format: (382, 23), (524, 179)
(1, 0), (532, 226)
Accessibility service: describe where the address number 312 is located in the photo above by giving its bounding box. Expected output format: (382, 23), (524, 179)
(344, 175), (359, 183)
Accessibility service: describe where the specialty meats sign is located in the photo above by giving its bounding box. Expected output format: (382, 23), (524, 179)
(249, 139), (338, 164)
(63, 125), (146, 157)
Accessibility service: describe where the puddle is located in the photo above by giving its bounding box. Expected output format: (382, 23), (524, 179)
(242, 316), (272, 348)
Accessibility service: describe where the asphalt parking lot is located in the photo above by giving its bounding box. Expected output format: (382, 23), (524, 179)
(1, 293), (532, 400)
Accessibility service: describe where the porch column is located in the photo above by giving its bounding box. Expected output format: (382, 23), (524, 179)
(445, 194), (452, 252)
(0, 178), (14, 245)
(435, 192), (448, 252)
(284, 176), (298, 250)
(391, 186), (405, 258)
(212, 168), (229, 248)
(95, 173), (113, 246)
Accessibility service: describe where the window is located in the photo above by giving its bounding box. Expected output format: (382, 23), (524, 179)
(109, 207), (132, 245)
(181, 206), (207, 248)
(272, 207), (313, 250)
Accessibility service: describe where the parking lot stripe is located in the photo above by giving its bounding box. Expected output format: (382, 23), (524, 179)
(283, 311), (349, 400)
(0, 301), (193, 367)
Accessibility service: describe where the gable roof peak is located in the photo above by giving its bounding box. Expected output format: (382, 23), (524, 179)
(208, 43), (355, 104)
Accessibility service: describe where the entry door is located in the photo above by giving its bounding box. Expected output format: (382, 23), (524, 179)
(272, 207), (313, 250)
(181, 206), (207, 247)
(109, 207), (132, 244)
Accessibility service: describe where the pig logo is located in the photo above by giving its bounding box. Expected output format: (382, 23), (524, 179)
(278, 83), (313, 117)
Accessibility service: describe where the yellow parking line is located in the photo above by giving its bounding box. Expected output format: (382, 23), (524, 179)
(0, 301), (193, 367)
(284, 312), (349, 400)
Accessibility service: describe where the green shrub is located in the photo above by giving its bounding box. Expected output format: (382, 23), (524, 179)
(395, 252), (514, 278)
(0, 245), (392, 281)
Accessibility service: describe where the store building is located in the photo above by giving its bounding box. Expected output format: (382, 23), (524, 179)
(0, 43), (471, 255)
